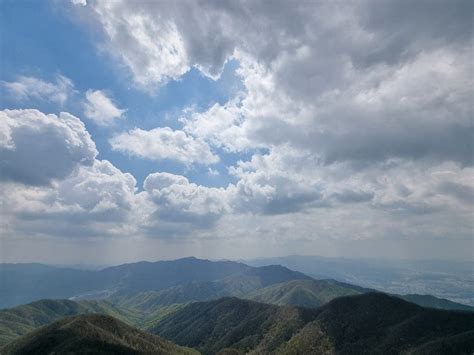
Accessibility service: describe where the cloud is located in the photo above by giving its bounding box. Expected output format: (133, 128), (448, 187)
(1, 160), (139, 239)
(83, 90), (126, 126)
(0, 109), (225, 240)
(83, 0), (470, 88)
(3, 0), (472, 260)
(83, 0), (472, 166)
(436, 181), (474, 205)
(229, 149), (324, 215)
(0, 109), (140, 240)
(181, 97), (256, 153)
(330, 190), (374, 204)
(0, 109), (97, 186)
(1, 75), (75, 105)
(90, 1), (189, 87)
(142, 172), (230, 233)
(1, 108), (472, 257)
(109, 127), (219, 166)
(207, 168), (219, 177)
(71, 0), (87, 6)
(75, 0), (473, 248)
(188, 48), (472, 168)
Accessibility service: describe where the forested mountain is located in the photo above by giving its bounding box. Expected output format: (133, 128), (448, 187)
(247, 279), (362, 308)
(246, 256), (474, 307)
(0, 258), (251, 308)
(151, 297), (317, 354)
(2, 258), (471, 321)
(1, 258), (473, 354)
(399, 294), (474, 312)
(0, 258), (307, 309)
(0, 299), (140, 346)
(152, 293), (474, 354)
(1, 314), (198, 355)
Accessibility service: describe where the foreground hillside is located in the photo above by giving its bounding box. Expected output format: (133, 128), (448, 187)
(1, 314), (198, 355)
(152, 293), (474, 354)
(151, 297), (317, 354)
(1, 293), (472, 354)
(0, 299), (140, 346)
(281, 292), (474, 354)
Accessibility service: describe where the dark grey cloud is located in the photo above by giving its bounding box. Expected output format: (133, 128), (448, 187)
(355, 0), (473, 67)
(320, 123), (474, 167)
(331, 190), (374, 204)
(261, 191), (324, 215)
(376, 200), (444, 216)
(437, 181), (474, 205)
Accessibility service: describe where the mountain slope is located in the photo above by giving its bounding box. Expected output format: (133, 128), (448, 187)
(0, 264), (313, 347)
(1, 314), (198, 355)
(245, 255), (474, 307)
(399, 294), (474, 312)
(247, 279), (362, 308)
(0, 299), (140, 346)
(0, 258), (250, 308)
(0, 263), (100, 308)
(111, 264), (311, 309)
(280, 292), (474, 354)
(245, 278), (474, 312)
(98, 257), (250, 294)
(152, 293), (474, 355)
(151, 297), (317, 355)
(3, 258), (470, 316)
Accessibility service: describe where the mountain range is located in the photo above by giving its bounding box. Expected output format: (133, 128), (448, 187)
(1, 257), (473, 354)
(2, 257), (471, 311)
(246, 255), (474, 307)
(151, 293), (474, 354)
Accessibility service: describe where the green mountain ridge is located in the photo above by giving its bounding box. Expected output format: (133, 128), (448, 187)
(291, 292), (474, 354)
(245, 255), (474, 307)
(244, 279), (474, 312)
(1, 314), (198, 355)
(2, 258), (472, 348)
(0, 258), (305, 309)
(2, 258), (471, 313)
(1, 291), (473, 353)
(151, 293), (474, 354)
(399, 294), (474, 312)
(0, 299), (141, 346)
(247, 279), (362, 308)
(110, 264), (311, 309)
(151, 297), (318, 355)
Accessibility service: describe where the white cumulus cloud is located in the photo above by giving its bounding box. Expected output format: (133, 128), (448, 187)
(109, 127), (219, 166)
(83, 90), (126, 126)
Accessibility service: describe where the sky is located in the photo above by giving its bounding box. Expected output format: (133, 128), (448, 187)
(0, 0), (472, 264)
